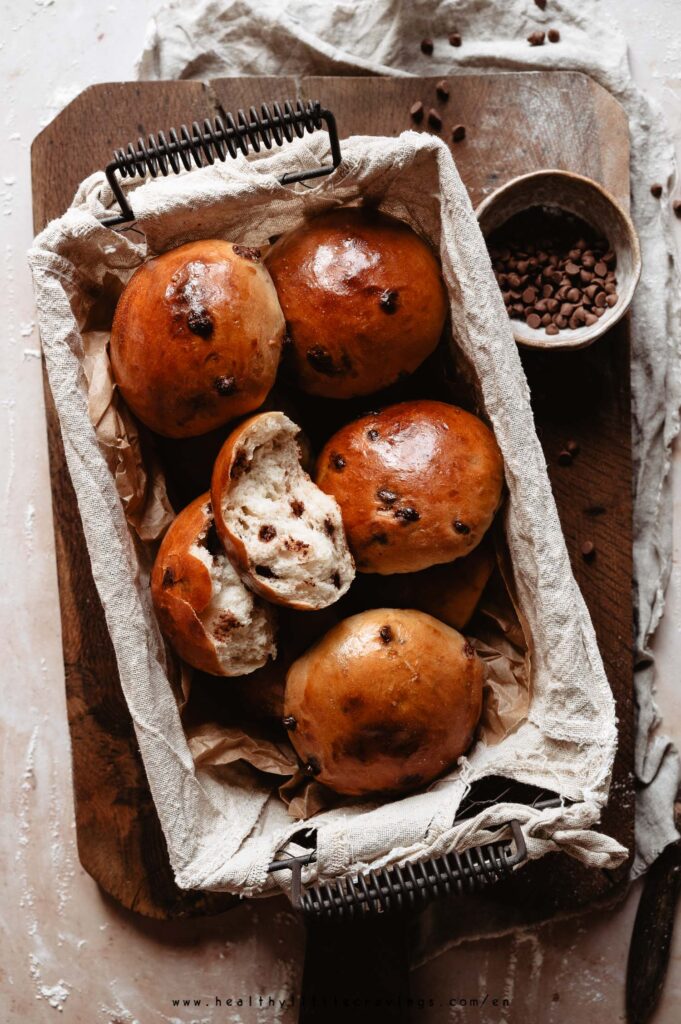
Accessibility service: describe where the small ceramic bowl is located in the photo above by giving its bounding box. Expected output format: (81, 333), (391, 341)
(475, 170), (641, 349)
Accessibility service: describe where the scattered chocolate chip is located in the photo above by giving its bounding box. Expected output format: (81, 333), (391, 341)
(453, 520), (470, 534)
(534, 0), (547, 8)
(302, 757), (321, 778)
(421, 38), (434, 56)
(377, 488), (398, 505)
(410, 101), (424, 123)
(369, 531), (389, 546)
(255, 564), (277, 578)
(259, 525), (276, 542)
(379, 288), (398, 313)
(548, 28), (560, 42)
(214, 375), (237, 396)
(673, 199), (681, 219)
(650, 183), (663, 198)
(306, 345), (340, 376)
(331, 452), (346, 471)
(162, 567), (175, 588)
(581, 540), (596, 561)
(332, 571), (341, 589)
(282, 716), (297, 731)
(557, 449), (573, 466)
(394, 506), (420, 523)
(187, 310), (213, 337)
(367, 428), (380, 441)
(427, 108), (442, 131)
(290, 499), (305, 517)
(449, 32), (462, 47)
(528, 30), (545, 46)
(232, 244), (261, 261)
(451, 124), (466, 143)
(436, 79), (450, 101)
(230, 450), (249, 479)
(379, 625), (394, 644)
(463, 640), (475, 658)
(323, 518), (336, 538)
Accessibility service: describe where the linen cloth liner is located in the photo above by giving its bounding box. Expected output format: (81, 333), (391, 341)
(28, 131), (626, 895)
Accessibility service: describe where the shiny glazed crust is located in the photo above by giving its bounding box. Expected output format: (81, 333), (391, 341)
(265, 208), (448, 397)
(110, 239), (285, 437)
(316, 400), (504, 574)
(283, 608), (484, 796)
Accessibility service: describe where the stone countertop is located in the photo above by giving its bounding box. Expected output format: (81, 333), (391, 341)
(1, 0), (680, 1020)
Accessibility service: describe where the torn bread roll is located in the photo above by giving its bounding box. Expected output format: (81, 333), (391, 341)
(110, 240), (285, 438)
(151, 493), (276, 676)
(283, 608), (484, 797)
(316, 400), (504, 574)
(211, 412), (355, 610)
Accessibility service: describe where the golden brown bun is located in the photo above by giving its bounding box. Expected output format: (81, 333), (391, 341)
(316, 400), (504, 574)
(351, 535), (496, 630)
(266, 208), (447, 398)
(284, 609), (483, 796)
(110, 240), (285, 437)
(150, 493), (276, 676)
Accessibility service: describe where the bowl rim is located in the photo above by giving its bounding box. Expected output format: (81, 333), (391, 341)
(475, 169), (642, 350)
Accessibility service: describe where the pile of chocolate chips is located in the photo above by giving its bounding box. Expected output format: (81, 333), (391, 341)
(486, 207), (618, 335)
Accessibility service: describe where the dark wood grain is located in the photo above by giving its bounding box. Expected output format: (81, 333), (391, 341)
(31, 73), (634, 922)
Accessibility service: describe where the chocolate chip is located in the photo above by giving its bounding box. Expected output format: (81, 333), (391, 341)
(463, 640), (475, 658)
(303, 757), (321, 776)
(427, 108), (442, 131)
(255, 564), (277, 578)
(581, 540), (596, 560)
(534, 0), (547, 8)
(290, 499), (305, 517)
(674, 199), (681, 219)
(453, 520), (470, 534)
(379, 289), (398, 313)
(230, 450), (249, 479)
(332, 571), (341, 589)
(650, 183), (663, 198)
(379, 625), (394, 644)
(214, 375), (237, 396)
(331, 452), (346, 471)
(421, 38), (434, 55)
(394, 506), (420, 522)
(369, 532), (389, 545)
(546, 323), (559, 336)
(187, 310), (213, 337)
(526, 313), (542, 329)
(451, 124), (466, 143)
(232, 244), (261, 261)
(436, 80), (450, 101)
(377, 488), (398, 505)
(259, 525), (276, 542)
(306, 345), (341, 376)
(557, 449), (573, 466)
(282, 716), (297, 731)
(548, 28), (560, 42)
(528, 31), (545, 46)
(449, 32), (462, 46)
(367, 428), (380, 441)
(162, 567), (175, 588)
(410, 101), (424, 123)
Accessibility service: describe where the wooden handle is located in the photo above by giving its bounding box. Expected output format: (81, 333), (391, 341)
(299, 913), (411, 1023)
(626, 840), (681, 1024)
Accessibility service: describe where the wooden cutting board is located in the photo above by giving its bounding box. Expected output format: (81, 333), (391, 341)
(31, 72), (634, 921)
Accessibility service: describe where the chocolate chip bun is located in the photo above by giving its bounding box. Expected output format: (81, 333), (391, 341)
(211, 411), (355, 610)
(110, 240), (285, 437)
(283, 609), (484, 797)
(266, 208), (448, 398)
(316, 400), (504, 574)
(150, 493), (276, 676)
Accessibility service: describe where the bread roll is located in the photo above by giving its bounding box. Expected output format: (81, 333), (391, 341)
(151, 493), (276, 675)
(316, 400), (504, 574)
(211, 411), (355, 610)
(284, 609), (483, 796)
(110, 240), (285, 437)
(266, 208), (448, 398)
